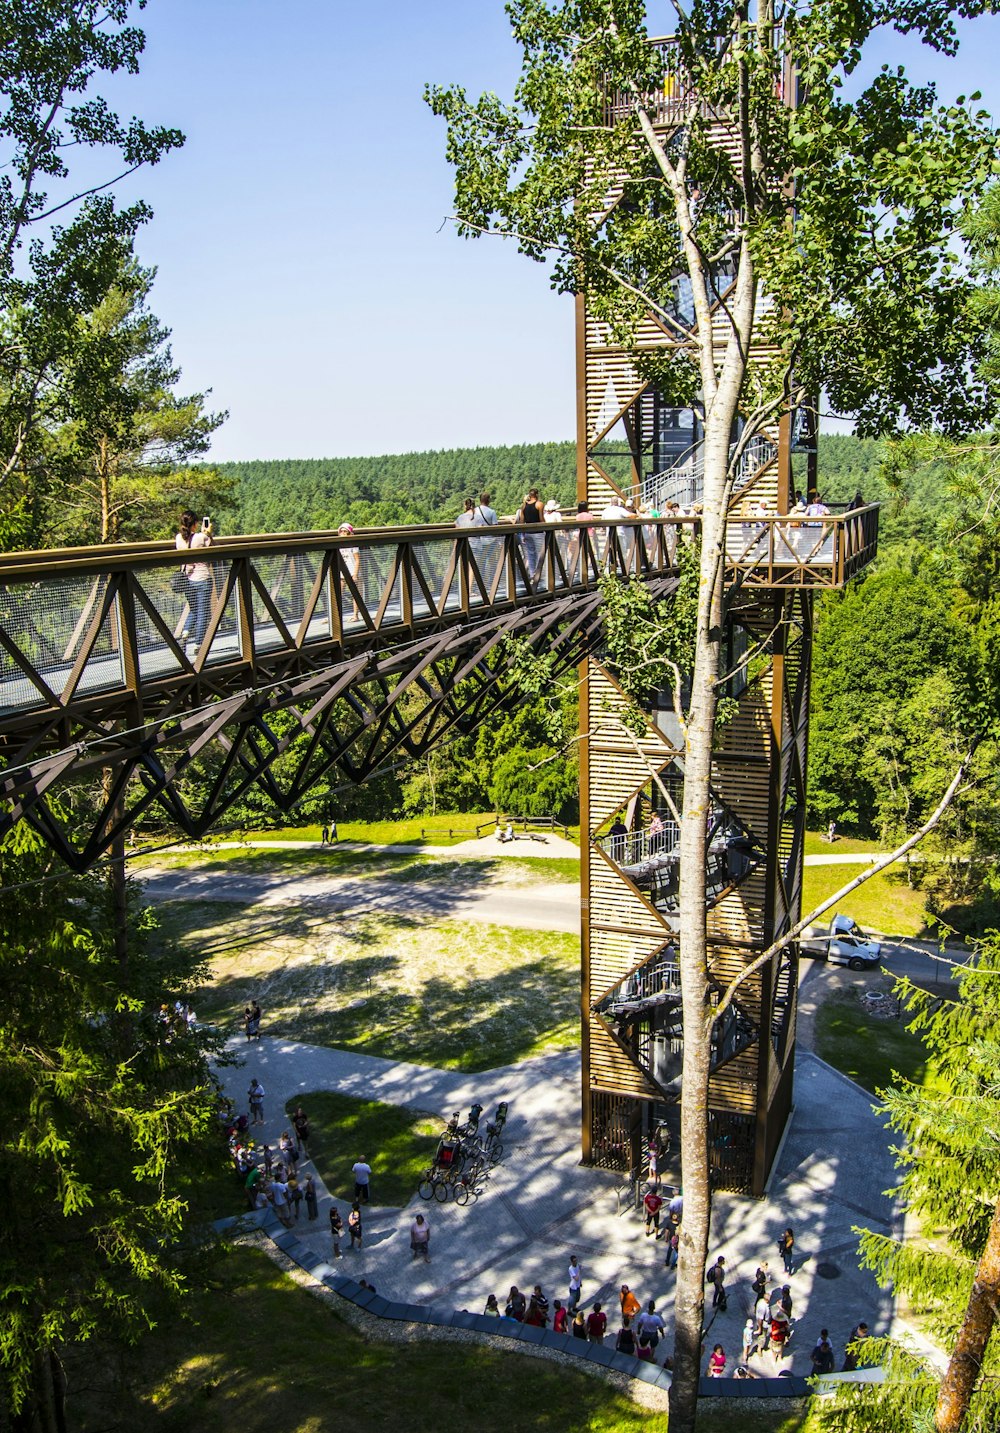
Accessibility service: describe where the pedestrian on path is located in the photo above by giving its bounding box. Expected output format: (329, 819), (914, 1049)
(329, 1206), (344, 1257)
(303, 1175), (318, 1220)
(769, 1310), (790, 1362)
(245, 1164), (262, 1208)
(409, 1212), (431, 1262)
(842, 1322), (870, 1371)
(248, 1078), (265, 1126)
(505, 1286), (526, 1321)
(708, 1344), (726, 1377)
(665, 1224), (679, 1269)
(753, 1261), (769, 1298)
(668, 1190), (683, 1223)
(811, 1330), (836, 1375)
(754, 1290), (770, 1340)
(352, 1156), (372, 1203)
(620, 1285), (641, 1321)
(742, 1317), (757, 1363)
(261, 1142), (273, 1175)
(567, 1254), (583, 1312)
(552, 1300), (568, 1334)
(287, 1173), (302, 1222)
(272, 1175), (292, 1228)
(526, 1286), (549, 1326)
(292, 1105), (310, 1154)
(279, 1131), (298, 1174)
(615, 1317), (637, 1356)
(484, 1294), (500, 1317)
(778, 1227), (795, 1274)
(348, 1201), (363, 1249)
(643, 1185), (664, 1237)
(636, 1300), (664, 1351)
(775, 1284), (793, 1320)
(572, 1311), (587, 1340)
(708, 1256), (727, 1309)
(586, 1303), (607, 1344)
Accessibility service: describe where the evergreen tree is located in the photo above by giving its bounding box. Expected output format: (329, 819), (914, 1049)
(822, 942), (1000, 1433)
(47, 261), (229, 544)
(0, 824), (226, 1430)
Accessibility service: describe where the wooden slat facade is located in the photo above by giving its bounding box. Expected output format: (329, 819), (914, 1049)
(577, 62), (815, 1195)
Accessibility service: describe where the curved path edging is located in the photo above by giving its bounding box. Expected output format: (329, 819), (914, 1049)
(238, 1216), (812, 1409)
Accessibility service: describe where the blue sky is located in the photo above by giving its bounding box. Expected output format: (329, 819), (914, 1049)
(92, 2), (1000, 462)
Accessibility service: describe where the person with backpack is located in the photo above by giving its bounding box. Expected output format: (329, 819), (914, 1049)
(708, 1256), (727, 1309)
(778, 1226), (795, 1274)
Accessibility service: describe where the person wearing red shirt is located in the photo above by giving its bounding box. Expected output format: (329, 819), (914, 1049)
(586, 1303), (608, 1344)
(643, 1186), (665, 1238)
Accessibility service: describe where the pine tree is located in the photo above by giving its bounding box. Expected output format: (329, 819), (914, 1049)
(821, 944), (1000, 1433)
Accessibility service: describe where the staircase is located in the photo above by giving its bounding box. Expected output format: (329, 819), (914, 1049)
(624, 430), (778, 514)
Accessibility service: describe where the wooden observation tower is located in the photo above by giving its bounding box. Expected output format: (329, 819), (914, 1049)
(576, 37), (878, 1195)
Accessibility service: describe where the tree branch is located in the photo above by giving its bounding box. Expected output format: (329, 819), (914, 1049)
(710, 748), (978, 1030)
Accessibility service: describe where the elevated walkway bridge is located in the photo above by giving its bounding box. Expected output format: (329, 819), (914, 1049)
(0, 507), (877, 868)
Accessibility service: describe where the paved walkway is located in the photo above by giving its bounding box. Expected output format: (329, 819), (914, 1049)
(143, 865), (579, 934)
(223, 1038), (900, 1378)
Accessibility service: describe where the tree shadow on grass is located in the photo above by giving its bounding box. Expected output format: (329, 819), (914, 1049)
(292, 953), (580, 1072)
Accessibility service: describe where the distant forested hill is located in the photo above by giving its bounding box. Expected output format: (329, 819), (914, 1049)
(221, 443), (579, 535)
(216, 432), (950, 547)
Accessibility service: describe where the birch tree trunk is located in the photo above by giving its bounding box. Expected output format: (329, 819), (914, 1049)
(668, 234), (756, 1429)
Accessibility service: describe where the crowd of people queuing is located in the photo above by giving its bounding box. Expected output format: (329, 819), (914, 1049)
(222, 1079), (319, 1229)
(473, 1202), (872, 1381)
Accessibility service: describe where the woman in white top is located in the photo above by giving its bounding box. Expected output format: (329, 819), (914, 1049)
(175, 510), (213, 653)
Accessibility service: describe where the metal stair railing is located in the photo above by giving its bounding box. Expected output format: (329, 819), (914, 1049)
(624, 430), (778, 514)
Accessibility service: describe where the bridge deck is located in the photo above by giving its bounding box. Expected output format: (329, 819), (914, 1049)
(0, 509), (877, 730)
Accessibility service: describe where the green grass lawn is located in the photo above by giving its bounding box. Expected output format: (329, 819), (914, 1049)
(288, 1091), (441, 1207)
(804, 829), (885, 857)
(815, 989), (928, 1094)
(87, 1243), (809, 1433)
(134, 811), (581, 851)
(802, 865), (929, 937)
(135, 844), (579, 887)
(172, 902), (579, 1071)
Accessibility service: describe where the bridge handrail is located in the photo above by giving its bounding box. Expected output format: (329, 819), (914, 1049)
(0, 514), (698, 581)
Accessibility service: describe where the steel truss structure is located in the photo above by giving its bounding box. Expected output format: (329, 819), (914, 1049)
(0, 521), (684, 869)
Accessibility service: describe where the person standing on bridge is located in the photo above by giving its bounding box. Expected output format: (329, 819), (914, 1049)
(338, 523), (361, 622)
(455, 497), (476, 528)
(176, 511), (214, 657)
(473, 491), (498, 526)
(517, 488), (546, 582)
